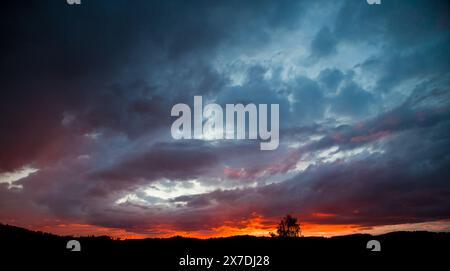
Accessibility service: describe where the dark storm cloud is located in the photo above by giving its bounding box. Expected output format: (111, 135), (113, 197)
(310, 26), (337, 59)
(290, 76), (327, 123)
(363, 39), (450, 93)
(333, 0), (449, 47)
(331, 80), (375, 116)
(0, 0), (307, 172)
(318, 68), (344, 93)
(313, 0), (450, 92)
(301, 83), (450, 153)
(91, 141), (218, 192)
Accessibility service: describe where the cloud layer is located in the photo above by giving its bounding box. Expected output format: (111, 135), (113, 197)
(1, 0), (449, 237)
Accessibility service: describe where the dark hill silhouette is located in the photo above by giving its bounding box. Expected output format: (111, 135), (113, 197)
(1, 223), (448, 266)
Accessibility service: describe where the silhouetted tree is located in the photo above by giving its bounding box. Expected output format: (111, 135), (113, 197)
(276, 215), (301, 237)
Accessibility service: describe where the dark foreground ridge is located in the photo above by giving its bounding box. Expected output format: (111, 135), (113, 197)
(1, 224), (448, 266)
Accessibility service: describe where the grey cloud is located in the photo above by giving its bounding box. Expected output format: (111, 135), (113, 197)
(331, 80), (375, 117)
(90, 141), (219, 194)
(318, 68), (344, 93)
(310, 26), (337, 59)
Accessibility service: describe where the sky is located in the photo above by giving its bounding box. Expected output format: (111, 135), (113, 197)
(0, 0), (450, 238)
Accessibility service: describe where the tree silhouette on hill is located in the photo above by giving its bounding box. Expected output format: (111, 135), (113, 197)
(276, 214), (301, 237)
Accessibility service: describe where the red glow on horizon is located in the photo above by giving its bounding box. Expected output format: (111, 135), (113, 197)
(22, 217), (450, 240)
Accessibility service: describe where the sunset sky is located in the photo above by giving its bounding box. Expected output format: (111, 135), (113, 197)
(1, 0), (450, 239)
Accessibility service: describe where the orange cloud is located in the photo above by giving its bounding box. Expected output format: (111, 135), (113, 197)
(311, 212), (337, 218)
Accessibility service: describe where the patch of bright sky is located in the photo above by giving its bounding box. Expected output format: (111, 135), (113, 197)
(287, 134), (325, 149)
(291, 144), (385, 174)
(115, 178), (255, 208)
(0, 167), (38, 189)
(143, 179), (212, 200)
(115, 193), (151, 206)
(321, 145), (384, 163)
(84, 132), (101, 140)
